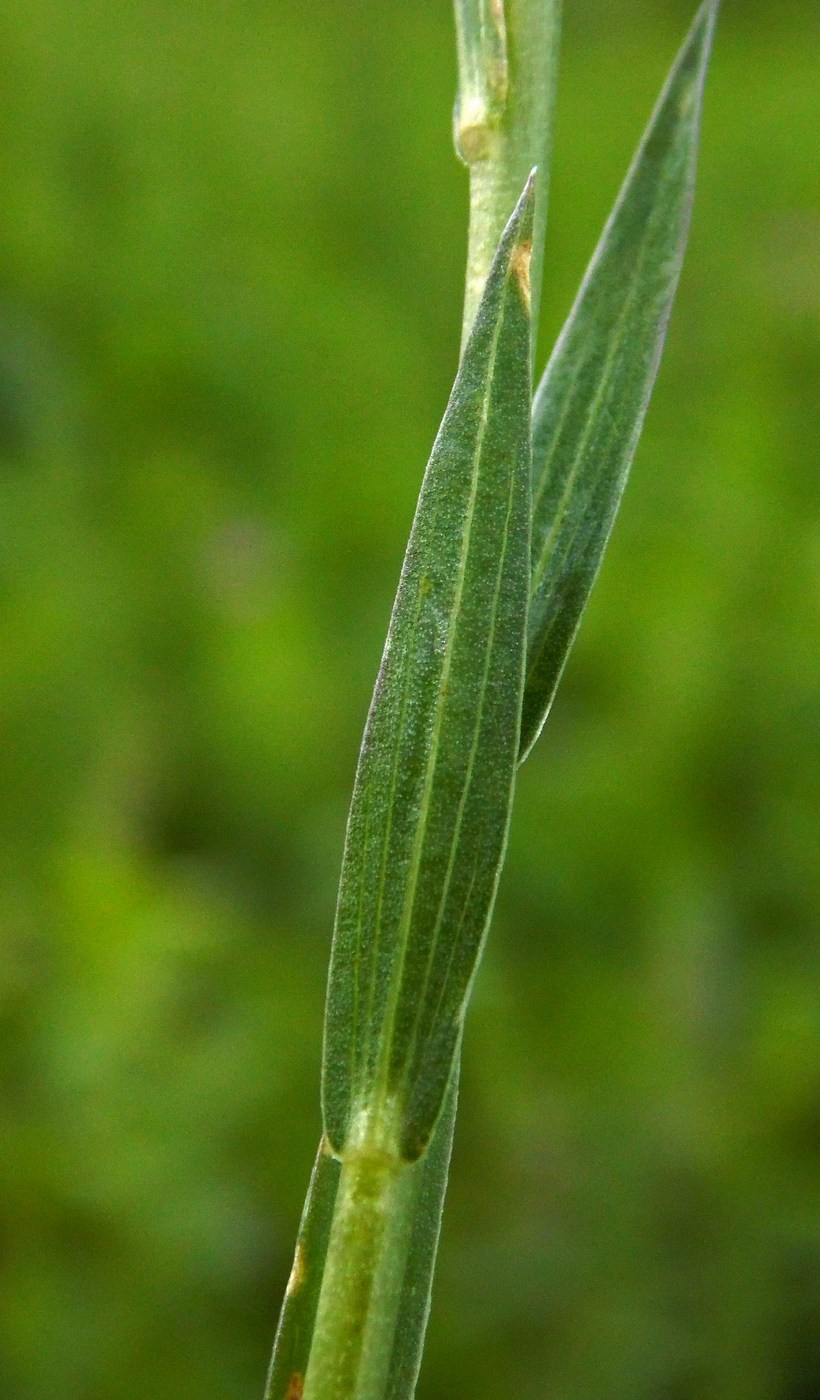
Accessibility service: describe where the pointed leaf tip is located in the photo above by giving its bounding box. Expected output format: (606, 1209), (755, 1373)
(498, 170), (536, 259)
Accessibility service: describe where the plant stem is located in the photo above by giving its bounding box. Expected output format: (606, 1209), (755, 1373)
(456, 0), (561, 354)
(301, 1143), (414, 1400)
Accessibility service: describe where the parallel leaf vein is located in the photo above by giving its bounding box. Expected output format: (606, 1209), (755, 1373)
(359, 579), (432, 1096)
(395, 458), (520, 1107)
(370, 287), (510, 1120)
(529, 226), (653, 604)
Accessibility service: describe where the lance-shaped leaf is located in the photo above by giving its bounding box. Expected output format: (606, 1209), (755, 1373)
(520, 0), (719, 761)
(323, 178), (534, 1164)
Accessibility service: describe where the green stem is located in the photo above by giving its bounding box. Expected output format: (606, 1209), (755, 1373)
(456, 0), (561, 358)
(302, 1144), (414, 1400)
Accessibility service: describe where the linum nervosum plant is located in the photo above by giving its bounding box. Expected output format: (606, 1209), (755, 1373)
(263, 3), (719, 1399)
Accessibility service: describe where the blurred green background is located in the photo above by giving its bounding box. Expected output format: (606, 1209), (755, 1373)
(0, 1), (817, 1397)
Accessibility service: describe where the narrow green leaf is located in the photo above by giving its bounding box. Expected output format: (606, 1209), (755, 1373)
(520, 0), (719, 761)
(323, 177), (534, 1164)
(264, 1137), (341, 1400)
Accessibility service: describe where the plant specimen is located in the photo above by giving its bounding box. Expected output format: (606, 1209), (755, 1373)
(264, 3), (719, 1398)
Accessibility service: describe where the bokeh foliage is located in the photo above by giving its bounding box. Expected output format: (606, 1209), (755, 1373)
(0, 2), (817, 1398)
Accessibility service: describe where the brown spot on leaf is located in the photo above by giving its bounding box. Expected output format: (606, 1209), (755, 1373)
(286, 1242), (306, 1297)
(285, 1373), (304, 1400)
(511, 240), (532, 313)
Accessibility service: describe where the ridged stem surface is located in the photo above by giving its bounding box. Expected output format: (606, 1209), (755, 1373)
(457, 0), (561, 353)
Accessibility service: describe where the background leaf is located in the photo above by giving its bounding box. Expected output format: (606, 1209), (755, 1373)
(521, 0), (719, 760)
(322, 180), (534, 1163)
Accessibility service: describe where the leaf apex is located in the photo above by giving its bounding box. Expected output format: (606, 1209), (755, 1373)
(505, 168), (537, 246)
(689, 0), (721, 64)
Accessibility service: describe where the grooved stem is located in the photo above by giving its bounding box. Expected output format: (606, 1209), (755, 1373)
(302, 1146), (414, 1400)
(457, 0), (561, 360)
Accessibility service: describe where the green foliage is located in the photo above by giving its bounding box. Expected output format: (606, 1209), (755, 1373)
(272, 5), (729, 1397)
(286, 184), (535, 1400)
(0, 2), (817, 1400)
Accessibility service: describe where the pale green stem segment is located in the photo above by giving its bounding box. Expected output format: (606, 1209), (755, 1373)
(299, 1073), (459, 1400)
(382, 1065), (458, 1399)
(301, 1146), (416, 1400)
(456, 0), (562, 360)
(264, 1073), (458, 1400)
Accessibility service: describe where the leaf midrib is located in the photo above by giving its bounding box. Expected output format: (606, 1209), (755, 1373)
(392, 458), (520, 1117)
(356, 578), (433, 1098)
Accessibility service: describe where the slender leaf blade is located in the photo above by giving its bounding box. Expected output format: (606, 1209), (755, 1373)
(323, 178), (534, 1163)
(520, 0), (719, 761)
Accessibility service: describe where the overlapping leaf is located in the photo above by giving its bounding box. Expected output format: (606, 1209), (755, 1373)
(521, 0), (719, 760)
(322, 179), (534, 1164)
(264, 1138), (341, 1400)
